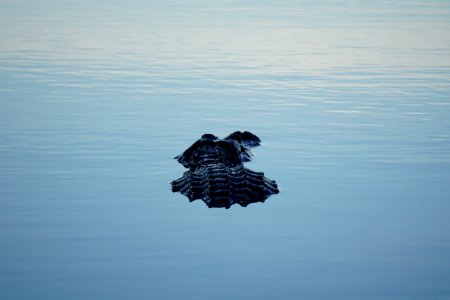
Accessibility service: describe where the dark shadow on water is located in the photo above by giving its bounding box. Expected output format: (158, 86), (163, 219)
(171, 131), (279, 208)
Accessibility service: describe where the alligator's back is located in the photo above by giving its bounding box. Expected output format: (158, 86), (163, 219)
(170, 131), (279, 208)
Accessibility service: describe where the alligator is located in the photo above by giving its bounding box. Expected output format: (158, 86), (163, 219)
(171, 131), (279, 208)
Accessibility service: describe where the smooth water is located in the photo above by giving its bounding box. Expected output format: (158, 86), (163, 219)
(1, 1), (450, 299)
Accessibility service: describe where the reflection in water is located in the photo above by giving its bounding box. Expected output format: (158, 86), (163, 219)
(171, 131), (279, 208)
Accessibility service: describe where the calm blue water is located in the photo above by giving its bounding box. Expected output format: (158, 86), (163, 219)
(1, 1), (450, 299)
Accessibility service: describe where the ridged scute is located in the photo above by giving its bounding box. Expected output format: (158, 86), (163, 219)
(171, 131), (279, 208)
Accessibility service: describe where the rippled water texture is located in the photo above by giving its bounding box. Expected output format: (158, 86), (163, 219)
(1, 1), (450, 299)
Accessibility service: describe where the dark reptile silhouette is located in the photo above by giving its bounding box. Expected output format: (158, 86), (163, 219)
(171, 131), (279, 208)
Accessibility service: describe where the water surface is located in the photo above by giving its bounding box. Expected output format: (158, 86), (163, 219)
(1, 1), (450, 299)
